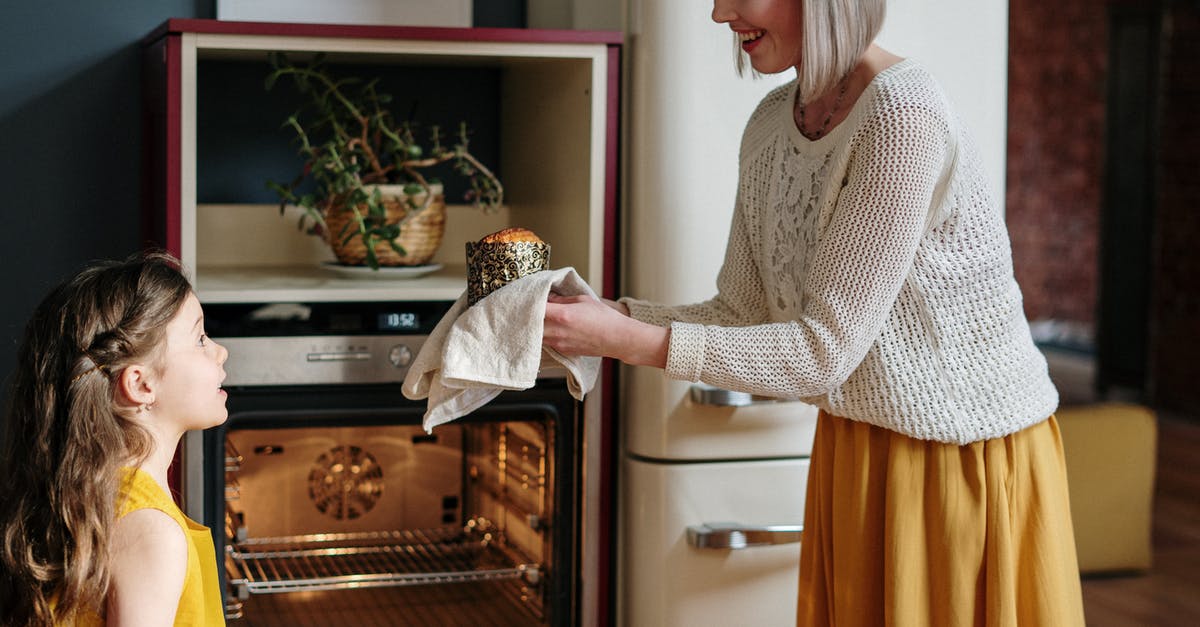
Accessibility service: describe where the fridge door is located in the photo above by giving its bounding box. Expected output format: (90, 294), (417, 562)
(621, 0), (811, 463)
(624, 368), (819, 460)
(621, 456), (808, 627)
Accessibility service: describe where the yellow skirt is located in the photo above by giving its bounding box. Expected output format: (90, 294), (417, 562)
(797, 412), (1085, 627)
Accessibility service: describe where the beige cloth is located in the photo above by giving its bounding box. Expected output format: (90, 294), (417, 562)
(402, 267), (602, 432)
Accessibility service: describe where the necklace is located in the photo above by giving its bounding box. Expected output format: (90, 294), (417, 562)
(796, 77), (849, 140)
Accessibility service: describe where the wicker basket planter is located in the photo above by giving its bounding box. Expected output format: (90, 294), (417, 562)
(323, 184), (446, 267)
(266, 56), (502, 270)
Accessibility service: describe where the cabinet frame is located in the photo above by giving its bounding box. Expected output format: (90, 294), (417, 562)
(141, 20), (621, 627)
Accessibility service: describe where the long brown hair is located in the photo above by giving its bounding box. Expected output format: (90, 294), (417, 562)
(0, 251), (192, 626)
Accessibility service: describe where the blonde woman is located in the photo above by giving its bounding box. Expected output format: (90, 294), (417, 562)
(543, 0), (1086, 624)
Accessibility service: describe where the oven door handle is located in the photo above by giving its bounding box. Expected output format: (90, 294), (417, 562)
(687, 522), (803, 549)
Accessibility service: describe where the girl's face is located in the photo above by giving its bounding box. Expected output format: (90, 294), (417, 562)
(712, 0), (804, 75)
(151, 292), (229, 432)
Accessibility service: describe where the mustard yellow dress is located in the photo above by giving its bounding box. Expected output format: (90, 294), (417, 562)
(796, 412), (1086, 627)
(69, 468), (226, 626)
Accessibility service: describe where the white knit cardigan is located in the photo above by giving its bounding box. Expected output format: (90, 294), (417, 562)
(623, 59), (1057, 444)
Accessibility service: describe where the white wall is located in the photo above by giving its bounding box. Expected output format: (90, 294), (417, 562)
(529, 0), (623, 30)
(876, 0), (1010, 206)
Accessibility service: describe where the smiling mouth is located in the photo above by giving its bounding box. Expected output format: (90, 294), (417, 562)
(738, 30), (764, 45)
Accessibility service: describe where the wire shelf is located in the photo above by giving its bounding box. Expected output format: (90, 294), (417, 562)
(230, 581), (543, 626)
(226, 522), (540, 596)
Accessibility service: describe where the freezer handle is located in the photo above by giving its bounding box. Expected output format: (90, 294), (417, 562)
(689, 383), (788, 407)
(687, 522), (803, 549)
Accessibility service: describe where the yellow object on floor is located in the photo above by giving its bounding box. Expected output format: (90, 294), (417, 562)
(1056, 402), (1157, 574)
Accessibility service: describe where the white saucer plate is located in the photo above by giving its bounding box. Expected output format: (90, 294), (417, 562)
(321, 262), (444, 280)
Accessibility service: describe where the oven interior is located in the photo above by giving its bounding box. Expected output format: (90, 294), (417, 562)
(207, 386), (578, 626)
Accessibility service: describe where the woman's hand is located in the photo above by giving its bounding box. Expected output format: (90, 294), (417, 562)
(544, 294), (669, 368)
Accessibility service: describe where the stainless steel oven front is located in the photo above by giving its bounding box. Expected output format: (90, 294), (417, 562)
(190, 300), (583, 625)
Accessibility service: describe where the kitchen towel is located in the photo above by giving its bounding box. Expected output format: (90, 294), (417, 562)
(402, 266), (602, 432)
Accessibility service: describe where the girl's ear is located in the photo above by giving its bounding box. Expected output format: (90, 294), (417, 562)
(116, 364), (156, 408)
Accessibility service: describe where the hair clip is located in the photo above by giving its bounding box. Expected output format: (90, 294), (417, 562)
(70, 364), (109, 384)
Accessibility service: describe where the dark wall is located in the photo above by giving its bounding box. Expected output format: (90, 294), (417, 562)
(0, 1), (213, 401)
(1147, 3), (1200, 414)
(0, 3), (526, 413)
(197, 60), (502, 206)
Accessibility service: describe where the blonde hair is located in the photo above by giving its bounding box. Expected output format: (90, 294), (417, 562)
(0, 251), (191, 626)
(735, 0), (886, 103)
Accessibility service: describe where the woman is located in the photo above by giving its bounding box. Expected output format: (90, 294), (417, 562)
(543, 0), (1086, 624)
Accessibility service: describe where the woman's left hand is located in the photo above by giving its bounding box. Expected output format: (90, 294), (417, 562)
(544, 294), (669, 368)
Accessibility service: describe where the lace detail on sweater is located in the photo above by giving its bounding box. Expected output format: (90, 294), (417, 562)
(622, 60), (1057, 444)
(766, 147), (834, 316)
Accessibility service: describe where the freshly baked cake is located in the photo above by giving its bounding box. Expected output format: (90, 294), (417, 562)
(479, 227), (544, 244)
(466, 228), (551, 305)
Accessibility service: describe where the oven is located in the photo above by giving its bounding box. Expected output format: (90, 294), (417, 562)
(196, 299), (584, 625)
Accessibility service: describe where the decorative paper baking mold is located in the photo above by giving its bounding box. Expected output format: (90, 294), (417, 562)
(465, 241), (551, 306)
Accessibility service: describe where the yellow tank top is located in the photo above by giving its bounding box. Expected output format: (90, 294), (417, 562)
(67, 468), (226, 626)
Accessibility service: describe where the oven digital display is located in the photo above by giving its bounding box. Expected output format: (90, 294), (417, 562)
(378, 312), (420, 331)
(204, 301), (450, 337)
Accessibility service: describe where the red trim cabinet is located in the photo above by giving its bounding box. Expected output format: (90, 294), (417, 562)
(141, 19), (621, 626)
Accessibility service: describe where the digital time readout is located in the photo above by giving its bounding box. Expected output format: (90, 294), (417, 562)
(378, 312), (420, 331)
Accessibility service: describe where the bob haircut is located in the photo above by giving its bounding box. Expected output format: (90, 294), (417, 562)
(737, 0), (886, 104)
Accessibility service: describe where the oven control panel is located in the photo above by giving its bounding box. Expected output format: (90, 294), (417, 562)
(218, 335), (429, 386)
(204, 300), (455, 386)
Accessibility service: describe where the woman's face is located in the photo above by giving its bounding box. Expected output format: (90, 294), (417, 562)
(712, 0), (804, 75)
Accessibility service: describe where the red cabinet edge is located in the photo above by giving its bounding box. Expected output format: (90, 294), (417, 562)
(142, 18), (623, 46)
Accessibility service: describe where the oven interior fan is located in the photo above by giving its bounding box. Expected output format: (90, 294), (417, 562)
(308, 445), (384, 520)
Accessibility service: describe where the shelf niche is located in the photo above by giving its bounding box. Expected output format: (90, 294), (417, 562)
(144, 21), (618, 304)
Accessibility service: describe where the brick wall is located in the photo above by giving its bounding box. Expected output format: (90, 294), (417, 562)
(1006, 0), (1108, 328)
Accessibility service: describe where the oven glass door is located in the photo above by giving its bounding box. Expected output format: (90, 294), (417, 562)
(203, 382), (579, 626)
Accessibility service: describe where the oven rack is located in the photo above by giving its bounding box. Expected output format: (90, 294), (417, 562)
(470, 465), (548, 530)
(225, 524), (540, 597)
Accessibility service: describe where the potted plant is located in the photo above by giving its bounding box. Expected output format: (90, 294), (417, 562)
(265, 52), (503, 269)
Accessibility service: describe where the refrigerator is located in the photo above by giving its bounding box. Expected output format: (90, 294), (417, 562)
(619, 0), (1010, 624)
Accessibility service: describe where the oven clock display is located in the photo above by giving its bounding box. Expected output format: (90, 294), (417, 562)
(378, 312), (419, 331)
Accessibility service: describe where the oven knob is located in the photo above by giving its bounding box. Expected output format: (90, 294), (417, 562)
(388, 345), (413, 368)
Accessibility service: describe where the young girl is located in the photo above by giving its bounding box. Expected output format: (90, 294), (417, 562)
(0, 252), (229, 626)
(543, 0), (1086, 625)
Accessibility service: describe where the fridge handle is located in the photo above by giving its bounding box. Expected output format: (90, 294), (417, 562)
(689, 383), (778, 406)
(687, 522), (803, 549)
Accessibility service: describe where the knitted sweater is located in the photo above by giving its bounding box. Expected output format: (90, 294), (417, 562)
(623, 59), (1058, 444)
